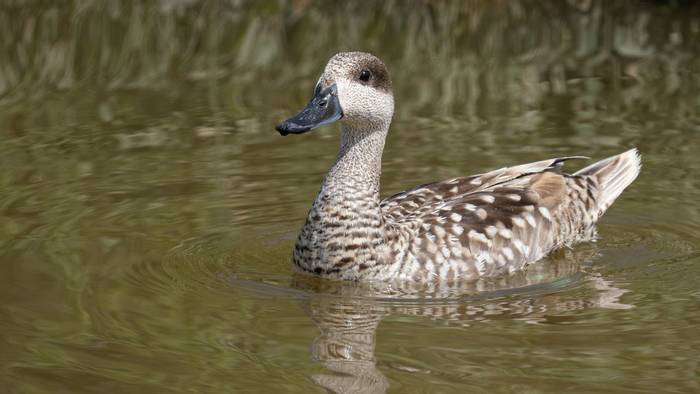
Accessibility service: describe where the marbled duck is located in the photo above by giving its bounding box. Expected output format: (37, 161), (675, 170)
(276, 52), (640, 282)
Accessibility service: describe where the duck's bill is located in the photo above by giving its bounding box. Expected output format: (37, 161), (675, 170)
(276, 84), (343, 136)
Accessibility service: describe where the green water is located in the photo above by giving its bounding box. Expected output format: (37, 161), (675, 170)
(2, 1), (700, 393)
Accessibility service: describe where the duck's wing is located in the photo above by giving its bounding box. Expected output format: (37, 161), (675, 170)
(384, 149), (640, 279)
(380, 155), (589, 221)
(407, 171), (583, 278)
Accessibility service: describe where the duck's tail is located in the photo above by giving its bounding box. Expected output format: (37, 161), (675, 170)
(574, 148), (641, 216)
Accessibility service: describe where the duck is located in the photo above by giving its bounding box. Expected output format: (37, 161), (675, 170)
(276, 51), (641, 283)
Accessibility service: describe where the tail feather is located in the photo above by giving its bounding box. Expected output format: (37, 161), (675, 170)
(574, 148), (641, 215)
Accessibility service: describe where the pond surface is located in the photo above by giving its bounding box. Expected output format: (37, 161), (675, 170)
(1, 1), (700, 393)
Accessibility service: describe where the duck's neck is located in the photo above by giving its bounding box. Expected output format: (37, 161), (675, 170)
(294, 122), (392, 279)
(323, 123), (388, 193)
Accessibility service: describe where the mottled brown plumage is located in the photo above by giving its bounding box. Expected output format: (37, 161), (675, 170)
(280, 52), (641, 282)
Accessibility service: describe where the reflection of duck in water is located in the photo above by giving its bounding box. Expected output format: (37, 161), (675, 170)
(291, 252), (631, 393)
(276, 52), (640, 282)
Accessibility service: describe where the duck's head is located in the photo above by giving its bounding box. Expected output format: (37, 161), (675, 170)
(276, 52), (393, 136)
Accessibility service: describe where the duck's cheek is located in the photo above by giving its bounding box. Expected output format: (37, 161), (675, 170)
(335, 81), (358, 115)
(357, 97), (394, 124)
(337, 85), (394, 125)
(374, 93), (395, 119)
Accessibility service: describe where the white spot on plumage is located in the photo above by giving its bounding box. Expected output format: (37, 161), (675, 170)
(480, 195), (495, 204)
(468, 230), (489, 244)
(440, 246), (451, 258)
(538, 206), (552, 220)
(499, 229), (513, 239)
(450, 212), (462, 222)
(502, 247), (514, 260)
(422, 223), (431, 231)
(464, 203), (476, 211)
(425, 259), (435, 273)
(506, 194), (521, 201)
(434, 253), (446, 266)
(524, 213), (537, 227)
(476, 208), (488, 220)
(449, 186), (458, 194)
(470, 177), (482, 186)
(496, 254), (507, 267)
(451, 224), (464, 236)
(512, 217), (526, 228)
(513, 239), (526, 253)
(523, 205), (535, 212)
(433, 225), (446, 238)
(485, 226), (498, 238)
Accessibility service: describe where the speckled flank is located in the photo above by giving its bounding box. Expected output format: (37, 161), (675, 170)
(289, 52), (641, 282)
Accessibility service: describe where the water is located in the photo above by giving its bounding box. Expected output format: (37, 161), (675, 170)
(1, 1), (700, 393)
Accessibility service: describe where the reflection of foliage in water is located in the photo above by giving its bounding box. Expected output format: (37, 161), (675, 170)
(1, 0), (699, 122)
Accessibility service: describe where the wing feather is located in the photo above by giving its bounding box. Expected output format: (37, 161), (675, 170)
(380, 156), (588, 221)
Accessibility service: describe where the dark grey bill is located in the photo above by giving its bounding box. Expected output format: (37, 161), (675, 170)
(276, 84), (343, 136)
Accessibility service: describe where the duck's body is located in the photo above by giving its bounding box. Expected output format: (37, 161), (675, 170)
(277, 52), (640, 282)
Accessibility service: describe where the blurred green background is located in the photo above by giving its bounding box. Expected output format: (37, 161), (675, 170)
(3, 0), (699, 121)
(1, 1), (699, 393)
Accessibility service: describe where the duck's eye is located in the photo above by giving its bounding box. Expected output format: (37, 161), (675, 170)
(359, 69), (371, 82)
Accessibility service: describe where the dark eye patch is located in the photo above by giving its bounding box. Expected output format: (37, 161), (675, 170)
(348, 55), (392, 93)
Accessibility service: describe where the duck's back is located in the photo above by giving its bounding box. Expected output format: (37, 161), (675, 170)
(379, 149), (641, 281)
